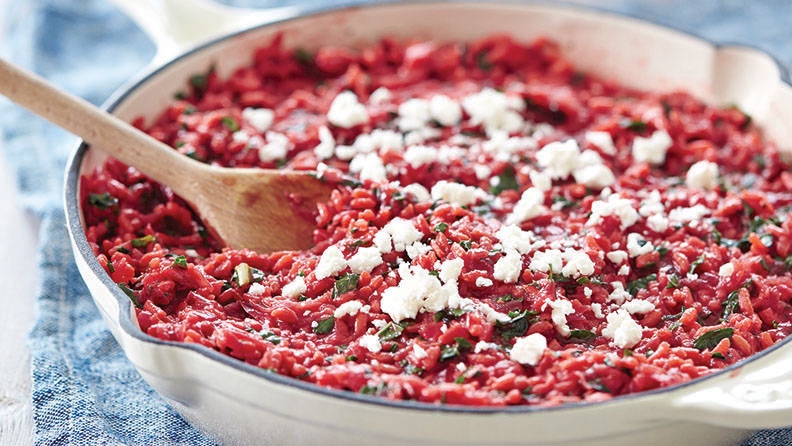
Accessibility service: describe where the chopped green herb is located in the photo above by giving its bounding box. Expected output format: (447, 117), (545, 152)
(376, 322), (404, 342)
(497, 309), (539, 342)
(552, 195), (577, 209)
(131, 234), (156, 248)
(626, 274), (657, 296)
(221, 116), (240, 132)
(434, 222), (449, 233)
(656, 246), (669, 258)
(568, 329), (596, 342)
(475, 50), (493, 71)
(314, 316), (335, 334)
(332, 273), (360, 299)
(588, 378), (611, 393)
(621, 119), (647, 132)
(433, 307), (468, 322)
(689, 254), (706, 274)
(460, 239), (472, 250)
(116, 246), (130, 254)
(172, 255), (187, 268)
(440, 337), (472, 361)
(712, 352), (726, 359)
(118, 283), (141, 308)
(666, 274), (681, 289)
(359, 382), (386, 395)
(293, 47), (313, 64)
(489, 165), (520, 196)
(88, 192), (118, 210)
(693, 327), (734, 351)
(496, 294), (522, 304)
(246, 327), (282, 345)
(346, 355), (357, 361)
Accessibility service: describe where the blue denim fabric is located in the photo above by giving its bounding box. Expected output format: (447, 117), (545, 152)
(1, 0), (790, 444)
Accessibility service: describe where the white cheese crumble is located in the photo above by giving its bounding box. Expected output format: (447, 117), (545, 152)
(618, 265), (631, 276)
(510, 333), (547, 366)
(606, 250), (628, 264)
(632, 130), (673, 165)
(315, 245), (347, 280)
(242, 107), (275, 132)
(528, 169), (553, 191)
(585, 130), (616, 155)
(402, 183), (431, 202)
(591, 303), (605, 319)
(475, 341), (500, 354)
(398, 98), (431, 132)
(560, 248), (596, 278)
(413, 344), (428, 359)
(668, 205), (711, 223)
(439, 258), (465, 284)
(313, 125), (336, 160)
(588, 194), (639, 229)
(529, 249), (564, 275)
(431, 180), (485, 207)
(546, 299), (575, 336)
(719, 262), (735, 277)
(403, 145), (438, 168)
(509, 333), (547, 366)
(379, 263), (461, 322)
(359, 334), (382, 353)
(602, 309), (643, 348)
(462, 88), (524, 134)
(482, 130), (538, 160)
(334, 300), (364, 318)
(493, 249), (523, 283)
(536, 139), (580, 179)
(608, 282), (631, 305)
(349, 152), (387, 182)
(258, 131), (291, 162)
(621, 299), (655, 314)
(381, 217), (423, 252)
(429, 95), (462, 126)
(327, 91), (369, 128)
(647, 213), (669, 233)
(406, 241), (433, 260)
(626, 233), (654, 257)
(281, 276), (307, 299)
(573, 163), (616, 189)
(347, 246), (383, 274)
(506, 187), (547, 225)
(495, 225), (543, 255)
(369, 87), (393, 105)
(476, 277), (494, 287)
(686, 160), (720, 190)
(248, 282), (266, 297)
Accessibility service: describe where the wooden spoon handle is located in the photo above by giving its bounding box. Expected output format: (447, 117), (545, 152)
(0, 58), (196, 189)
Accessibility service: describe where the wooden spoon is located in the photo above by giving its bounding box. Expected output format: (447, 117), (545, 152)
(0, 58), (335, 252)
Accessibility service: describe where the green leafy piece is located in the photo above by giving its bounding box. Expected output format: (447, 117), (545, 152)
(172, 255), (187, 268)
(332, 273), (360, 299)
(221, 116), (240, 132)
(722, 280), (752, 321)
(118, 283), (141, 308)
(116, 246), (130, 254)
(489, 165), (520, 196)
(621, 119), (647, 132)
(346, 355), (357, 361)
(439, 337), (472, 362)
(475, 50), (493, 71)
(433, 307), (468, 322)
(131, 234), (156, 248)
(712, 352), (726, 359)
(656, 246), (669, 258)
(497, 309), (539, 342)
(314, 316), (335, 334)
(689, 254), (706, 274)
(568, 329), (596, 342)
(246, 327), (282, 345)
(626, 274), (657, 296)
(460, 239), (472, 251)
(693, 327), (734, 351)
(376, 322), (404, 342)
(496, 294), (522, 304)
(552, 195), (577, 209)
(293, 47), (313, 64)
(666, 274), (681, 289)
(588, 378), (611, 393)
(359, 382), (386, 395)
(88, 192), (118, 210)
(434, 222), (449, 233)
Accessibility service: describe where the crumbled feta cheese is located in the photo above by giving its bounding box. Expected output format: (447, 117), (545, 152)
(474, 341), (500, 354)
(313, 125), (335, 160)
(546, 299), (575, 336)
(347, 246), (383, 274)
(493, 249), (523, 283)
(591, 303), (605, 319)
(402, 183), (431, 202)
(431, 180), (485, 207)
(232, 130), (251, 144)
(496, 225), (542, 255)
(334, 300), (364, 318)
(573, 163), (616, 189)
(477, 303), (511, 324)
(602, 309), (643, 348)
(369, 87), (393, 105)
(719, 262), (735, 277)
(359, 334), (382, 353)
(529, 249), (564, 275)
(373, 230), (393, 254)
(327, 91), (369, 128)
(248, 282), (266, 297)
(646, 213), (669, 233)
(686, 160), (720, 190)
(606, 250), (628, 264)
(404, 127), (441, 146)
(506, 187), (547, 225)
(621, 299), (655, 314)
(618, 265), (631, 276)
(334, 144), (357, 160)
(536, 139), (580, 179)
(439, 258), (465, 284)
(474, 164), (493, 180)
(380, 264), (459, 322)
(529, 169), (553, 191)
(608, 282), (631, 305)
(560, 248), (595, 278)
(413, 344), (428, 359)
(349, 152), (387, 182)
(482, 130), (537, 160)
(588, 194), (639, 229)
(403, 145), (438, 168)
(476, 277), (494, 287)
(585, 130), (616, 155)
(429, 95), (462, 126)
(242, 107), (275, 132)
(406, 242), (433, 260)
(626, 233), (654, 257)
(668, 205), (710, 223)
(639, 190), (665, 216)
(281, 276), (307, 299)
(632, 130), (673, 165)
(584, 287), (593, 298)
(398, 98), (431, 132)
(510, 333), (547, 366)
(382, 218), (423, 252)
(258, 131), (291, 162)
(315, 245), (347, 280)
(462, 88), (524, 134)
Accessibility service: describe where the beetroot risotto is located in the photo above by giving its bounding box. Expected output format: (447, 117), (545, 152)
(81, 34), (792, 407)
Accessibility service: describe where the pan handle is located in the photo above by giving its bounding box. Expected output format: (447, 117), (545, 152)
(107, 0), (300, 65)
(658, 341), (792, 429)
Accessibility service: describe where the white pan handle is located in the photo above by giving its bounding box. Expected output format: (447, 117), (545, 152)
(108, 0), (300, 66)
(660, 342), (792, 429)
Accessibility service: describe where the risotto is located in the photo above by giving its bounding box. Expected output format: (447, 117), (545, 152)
(81, 34), (792, 407)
